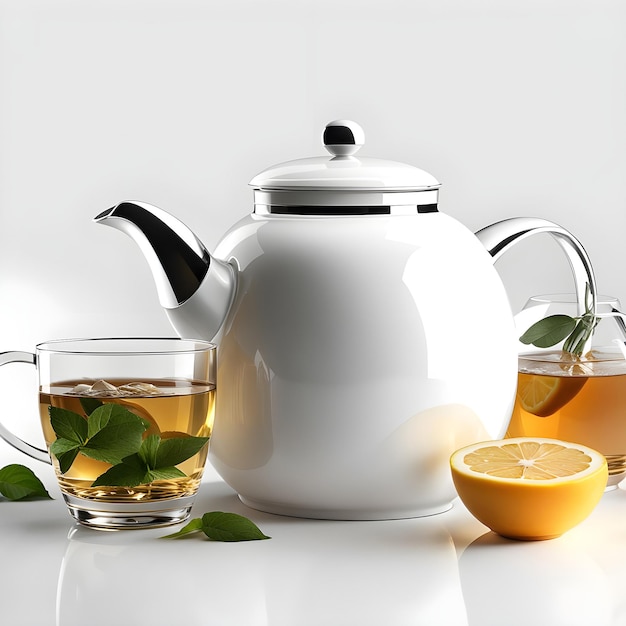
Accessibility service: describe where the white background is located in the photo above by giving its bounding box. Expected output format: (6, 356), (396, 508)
(0, 9), (624, 624)
(1, 0), (625, 445)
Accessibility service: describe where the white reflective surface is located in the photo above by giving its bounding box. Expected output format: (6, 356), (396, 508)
(1, 440), (626, 626)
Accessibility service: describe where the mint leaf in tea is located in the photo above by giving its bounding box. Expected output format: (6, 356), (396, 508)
(40, 378), (214, 504)
(49, 403), (149, 471)
(92, 433), (209, 488)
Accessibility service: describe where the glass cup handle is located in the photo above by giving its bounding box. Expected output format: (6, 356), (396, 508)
(0, 351), (51, 464)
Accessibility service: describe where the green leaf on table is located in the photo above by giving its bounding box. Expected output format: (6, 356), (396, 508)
(519, 314), (577, 348)
(160, 517), (204, 539)
(0, 464), (52, 500)
(161, 511), (271, 542)
(201, 511), (271, 542)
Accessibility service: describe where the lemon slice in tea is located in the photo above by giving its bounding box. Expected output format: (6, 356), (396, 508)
(518, 373), (587, 417)
(450, 437), (607, 540)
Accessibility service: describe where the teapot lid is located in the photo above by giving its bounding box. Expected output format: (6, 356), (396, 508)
(249, 121), (440, 212)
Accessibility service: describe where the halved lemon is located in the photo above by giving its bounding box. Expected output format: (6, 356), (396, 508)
(518, 374), (587, 417)
(450, 437), (607, 540)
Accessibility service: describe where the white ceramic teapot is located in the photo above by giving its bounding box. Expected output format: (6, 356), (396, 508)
(95, 120), (597, 519)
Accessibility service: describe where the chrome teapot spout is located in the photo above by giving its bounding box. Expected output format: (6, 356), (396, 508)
(95, 201), (235, 340)
(476, 217), (598, 319)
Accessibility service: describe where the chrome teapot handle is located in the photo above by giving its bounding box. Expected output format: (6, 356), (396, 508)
(475, 217), (597, 318)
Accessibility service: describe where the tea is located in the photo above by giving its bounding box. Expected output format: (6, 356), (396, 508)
(39, 378), (215, 503)
(507, 350), (626, 484)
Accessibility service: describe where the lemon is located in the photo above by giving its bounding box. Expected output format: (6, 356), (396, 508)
(518, 373), (587, 417)
(450, 437), (607, 540)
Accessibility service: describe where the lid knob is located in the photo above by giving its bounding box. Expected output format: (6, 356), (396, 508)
(323, 120), (364, 157)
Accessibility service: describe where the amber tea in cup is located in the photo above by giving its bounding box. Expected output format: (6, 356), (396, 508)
(507, 349), (626, 488)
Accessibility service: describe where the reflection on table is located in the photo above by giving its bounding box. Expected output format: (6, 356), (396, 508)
(1, 452), (626, 626)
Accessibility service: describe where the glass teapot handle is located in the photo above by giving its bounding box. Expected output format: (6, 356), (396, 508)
(0, 351), (51, 464)
(475, 217), (597, 318)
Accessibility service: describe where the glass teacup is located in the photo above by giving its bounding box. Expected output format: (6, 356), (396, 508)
(508, 295), (626, 488)
(0, 338), (216, 529)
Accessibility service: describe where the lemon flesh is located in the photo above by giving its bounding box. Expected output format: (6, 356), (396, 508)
(518, 375), (587, 417)
(463, 440), (593, 480)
